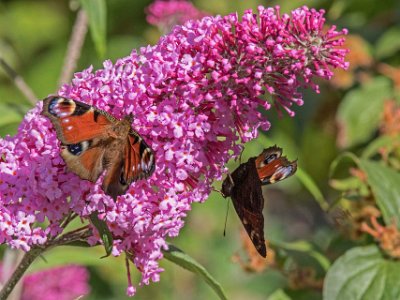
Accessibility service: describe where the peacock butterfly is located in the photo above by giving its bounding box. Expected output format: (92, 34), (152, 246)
(221, 146), (297, 257)
(41, 96), (155, 200)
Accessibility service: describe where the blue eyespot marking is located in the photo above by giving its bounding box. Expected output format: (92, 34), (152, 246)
(67, 143), (83, 156)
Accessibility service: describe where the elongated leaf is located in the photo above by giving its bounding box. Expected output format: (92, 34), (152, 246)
(271, 240), (330, 271)
(336, 77), (392, 148)
(324, 245), (400, 300)
(163, 244), (228, 300)
(80, 0), (107, 58)
(89, 212), (113, 258)
(358, 159), (400, 226)
(362, 135), (400, 159)
(296, 168), (328, 211)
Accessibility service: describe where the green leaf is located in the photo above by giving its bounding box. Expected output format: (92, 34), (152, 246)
(268, 289), (292, 300)
(362, 135), (400, 159)
(375, 26), (400, 59)
(295, 168), (328, 211)
(324, 245), (400, 300)
(271, 240), (331, 272)
(80, 0), (107, 58)
(336, 77), (392, 148)
(89, 212), (113, 258)
(163, 244), (228, 300)
(330, 176), (364, 192)
(358, 159), (400, 226)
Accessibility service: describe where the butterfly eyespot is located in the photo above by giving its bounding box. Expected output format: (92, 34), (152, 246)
(264, 153), (278, 164)
(67, 143), (83, 156)
(66, 141), (90, 156)
(119, 173), (128, 186)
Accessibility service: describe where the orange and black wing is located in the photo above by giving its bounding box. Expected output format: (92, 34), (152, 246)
(101, 131), (155, 200)
(42, 96), (115, 144)
(255, 146), (297, 185)
(123, 132), (155, 182)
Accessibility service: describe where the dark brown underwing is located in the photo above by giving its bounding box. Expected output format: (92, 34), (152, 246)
(221, 146), (297, 257)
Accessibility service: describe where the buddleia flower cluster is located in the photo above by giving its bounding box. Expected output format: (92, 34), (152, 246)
(0, 6), (348, 296)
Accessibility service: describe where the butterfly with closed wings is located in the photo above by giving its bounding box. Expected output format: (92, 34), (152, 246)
(221, 146), (297, 257)
(41, 96), (155, 200)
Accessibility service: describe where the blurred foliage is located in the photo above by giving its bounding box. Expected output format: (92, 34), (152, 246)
(1, 0), (400, 299)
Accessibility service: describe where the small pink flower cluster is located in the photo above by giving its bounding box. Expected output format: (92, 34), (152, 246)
(21, 265), (90, 300)
(146, 0), (208, 31)
(0, 6), (348, 295)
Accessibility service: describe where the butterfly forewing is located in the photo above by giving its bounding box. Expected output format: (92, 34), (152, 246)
(41, 96), (156, 200)
(42, 96), (115, 144)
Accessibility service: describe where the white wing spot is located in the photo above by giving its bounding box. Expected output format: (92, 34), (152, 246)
(81, 141), (90, 151)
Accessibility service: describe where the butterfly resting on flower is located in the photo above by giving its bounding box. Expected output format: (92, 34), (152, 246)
(221, 146), (297, 257)
(41, 96), (155, 200)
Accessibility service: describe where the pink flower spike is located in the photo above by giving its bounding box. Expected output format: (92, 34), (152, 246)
(21, 265), (90, 300)
(146, 0), (209, 32)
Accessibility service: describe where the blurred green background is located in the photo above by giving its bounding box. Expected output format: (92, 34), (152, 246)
(1, 0), (400, 299)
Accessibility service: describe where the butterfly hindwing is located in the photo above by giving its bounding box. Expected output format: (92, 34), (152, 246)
(61, 144), (107, 182)
(124, 132), (155, 182)
(255, 146), (297, 184)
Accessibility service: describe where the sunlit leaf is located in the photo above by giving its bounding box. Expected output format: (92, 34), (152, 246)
(163, 244), (228, 300)
(295, 168), (328, 211)
(336, 77), (392, 148)
(324, 245), (400, 300)
(271, 240), (330, 272)
(362, 135), (400, 159)
(358, 159), (400, 226)
(268, 289), (292, 300)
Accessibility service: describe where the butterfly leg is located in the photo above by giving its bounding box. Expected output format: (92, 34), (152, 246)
(235, 145), (245, 164)
(227, 173), (234, 186)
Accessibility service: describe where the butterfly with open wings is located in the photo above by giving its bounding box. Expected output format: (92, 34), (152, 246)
(221, 146), (297, 257)
(41, 96), (155, 200)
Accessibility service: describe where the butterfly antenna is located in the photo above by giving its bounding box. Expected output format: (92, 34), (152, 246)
(223, 200), (230, 237)
(212, 186), (225, 197)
